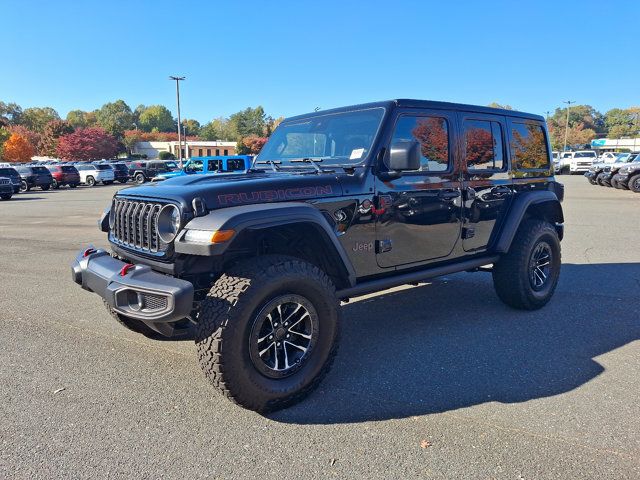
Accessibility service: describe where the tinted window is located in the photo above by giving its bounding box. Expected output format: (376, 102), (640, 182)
(463, 119), (504, 171)
(32, 166), (50, 174)
(207, 159), (222, 171)
(0, 168), (18, 176)
(186, 160), (203, 172)
(389, 115), (449, 172)
(227, 159), (246, 171)
(511, 123), (550, 170)
(61, 166), (78, 173)
(94, 164), (112, 170)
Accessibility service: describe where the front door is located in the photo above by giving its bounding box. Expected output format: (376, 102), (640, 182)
(459, 113), (513, 252)
(375, 110), (462, 268)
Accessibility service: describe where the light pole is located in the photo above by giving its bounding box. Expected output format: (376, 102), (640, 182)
(170, 76), (186, 167)
(563, 100), (575, 152)
(183, 124), (188, 159)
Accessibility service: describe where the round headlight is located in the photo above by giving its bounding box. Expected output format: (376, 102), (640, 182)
(157, 204), (181, 243)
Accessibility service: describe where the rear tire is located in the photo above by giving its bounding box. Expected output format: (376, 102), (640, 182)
(20, 180), (29, 192)
(70, 183), (78, 188)
(52, 179), (59, 189)
(135, 173), (145, 184)
(0, 194), (11, 200)
(103, 180), (113, 185)
(493, 220), (561, 310)
(195, 255), (340, 413)
(86, 176), (96, 187)
(41, 184), (50, 191)
(103, 300), (162, 339)
(629, 175), (640, 193)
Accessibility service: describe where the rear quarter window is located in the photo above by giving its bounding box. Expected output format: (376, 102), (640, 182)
(510, 122), (550, 170)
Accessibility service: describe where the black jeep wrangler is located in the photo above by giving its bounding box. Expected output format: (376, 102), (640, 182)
(72, 100), (564, 412)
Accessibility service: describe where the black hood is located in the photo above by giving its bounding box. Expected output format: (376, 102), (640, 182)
(115, 171), (345, 211)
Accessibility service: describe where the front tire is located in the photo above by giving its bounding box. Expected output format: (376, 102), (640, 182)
(103, 180), (113, 185)
(135, 173), (145, 184)
(492, 220), (561, 310)
(628, 174), (640, 193)
(195, 255), (340, 412)
(52, 179), (59, 189)
(86, 176), (96, 187)
(20, 180), (29, 192)
(41, 184), (50, 191)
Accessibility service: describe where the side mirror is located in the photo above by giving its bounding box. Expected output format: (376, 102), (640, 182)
(389, 141), (421, 171)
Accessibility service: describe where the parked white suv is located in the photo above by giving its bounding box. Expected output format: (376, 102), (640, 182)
(557, 150), (598, 174)
(76, 164), (115, 186)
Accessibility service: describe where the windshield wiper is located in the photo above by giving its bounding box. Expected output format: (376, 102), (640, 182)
(290, 158), (331, 173)
(254, 160), (281, 172)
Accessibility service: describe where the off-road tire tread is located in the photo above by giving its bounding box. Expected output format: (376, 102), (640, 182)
(493, 219), (561, 310)
(628, 174), (640, 193)
(195, 255), (340, 412)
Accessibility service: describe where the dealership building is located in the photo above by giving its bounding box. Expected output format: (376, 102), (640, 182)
(590, 137), (640, 152)
(132, 140), (237, 159)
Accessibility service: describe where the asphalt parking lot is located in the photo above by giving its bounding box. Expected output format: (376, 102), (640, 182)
(1, 177), (638, 479)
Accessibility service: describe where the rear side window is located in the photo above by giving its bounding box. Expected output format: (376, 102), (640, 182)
(61, 166), (78, 173)
(207, 159), (222, 171)
(463, 120), (504, 171)
(511, 123), (550, 170)
(227, 159), (246, 171)
(95, 164), (112, 170)
(32, 166), (49, 174)
(389, 115), (449, 172)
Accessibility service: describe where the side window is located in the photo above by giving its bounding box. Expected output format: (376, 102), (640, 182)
(227, 159), (245, 171)
(389, 115), (449, 172)
(463, 119), (504, 171)
(207, 159), (221, 171)
(511, 123), (550, 170)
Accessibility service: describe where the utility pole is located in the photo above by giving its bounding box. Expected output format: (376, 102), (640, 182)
(544, 111), (551, 121)
(183, 124), (188, 159)
(170, 76), (186, 167)
(563, 100), (575, 152)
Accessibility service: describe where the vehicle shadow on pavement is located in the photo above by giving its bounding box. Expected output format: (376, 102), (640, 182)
(5, 196), (45, 201)
(270, 262), (640, 424)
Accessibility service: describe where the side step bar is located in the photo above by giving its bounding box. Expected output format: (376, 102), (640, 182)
(336, 256), (499, 300)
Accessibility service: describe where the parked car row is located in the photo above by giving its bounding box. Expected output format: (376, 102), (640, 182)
(584, 152), (640, 192)
(552, 150), (599, 175)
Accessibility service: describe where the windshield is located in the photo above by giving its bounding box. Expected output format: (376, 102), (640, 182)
(616, 154), (631, 162)
(0, 168), (18, 176)
(575, 151), (596, 158)
(562, 152), (572, 158)
(257, 107), (385, 166)
(185, 160), (203, 172)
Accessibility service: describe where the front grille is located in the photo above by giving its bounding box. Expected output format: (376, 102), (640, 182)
(110, 198), (165, 253)
(577, 162), (591, 166)
(0, 178), (9, 185)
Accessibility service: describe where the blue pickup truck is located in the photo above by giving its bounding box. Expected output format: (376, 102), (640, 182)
(153, 155), (253, 181)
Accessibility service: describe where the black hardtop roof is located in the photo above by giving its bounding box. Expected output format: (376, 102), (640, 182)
(285, 99), (544, 122)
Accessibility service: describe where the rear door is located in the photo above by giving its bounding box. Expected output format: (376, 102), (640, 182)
(459, 113), (513, 252)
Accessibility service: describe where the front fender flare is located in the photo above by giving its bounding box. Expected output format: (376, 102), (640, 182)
(174, 202), (356, 286)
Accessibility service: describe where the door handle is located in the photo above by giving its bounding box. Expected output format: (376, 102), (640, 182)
(491, 186), (512, 195)
(438, 190), (461, 200)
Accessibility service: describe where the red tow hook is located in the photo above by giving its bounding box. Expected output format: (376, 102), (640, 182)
(83, 248), (97, 258)
(119, 263), (136, 277)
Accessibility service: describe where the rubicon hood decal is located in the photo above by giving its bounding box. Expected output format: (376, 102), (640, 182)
(218, 185), (334, 205)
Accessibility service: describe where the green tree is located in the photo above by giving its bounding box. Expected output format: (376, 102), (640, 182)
(21, 107), (60, 132)
(487, 102), (514, 110)
(604, 107), (640, 138)
(96, 100), (134, 138)
(182, 118), (201, 136)
(200, 117), (236, 141)
(138, 105), (175, 132)
(0, 127), (11, 158)
(66, 110), (97, 129)
(159, 151), (176, 160)
(228, 106), (266, 139)
(0, 101), (23, 125)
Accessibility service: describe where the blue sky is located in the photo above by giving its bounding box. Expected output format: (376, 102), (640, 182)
(3, 0), (638, 123)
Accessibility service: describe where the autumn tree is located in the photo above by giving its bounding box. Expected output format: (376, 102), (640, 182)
(40, 120), (74, 157)
(96, 100), (134, 138)
(138, 105), (175, 132)
(237, 135), (267, 155)
(411, 118), (448, 163)
(3, 133), (35, 162)
(21, 106), (60, 132)
(465, 128), (494, 166)
(0, 128), (11, 158)
(57, 127), (118, 161)
(7, 125), (41, 155)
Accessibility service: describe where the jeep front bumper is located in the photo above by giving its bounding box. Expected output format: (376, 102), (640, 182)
(71, 248), (194, 328)
(612, 173), (629, 186)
